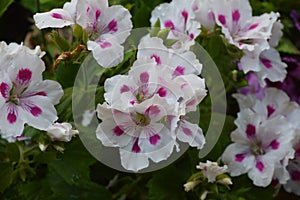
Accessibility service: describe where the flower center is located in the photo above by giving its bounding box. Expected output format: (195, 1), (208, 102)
(134, 113), (150, 126)
(250, 141), (265, 156)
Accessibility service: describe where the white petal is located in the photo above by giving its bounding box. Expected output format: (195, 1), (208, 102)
(33, 9), (75, 29)
(87, 38), (124, 68)
(119, 148), (149, 172)
(176, 120), (205, 149)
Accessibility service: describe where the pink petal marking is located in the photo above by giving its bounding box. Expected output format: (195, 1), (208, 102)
(267, 105), (275, 118)
(157, 87), (167, 97)
(261, 58), (272, 69)
(182, 127), (192, 136)
(120, 85), (130, 93)
(164, 20), (175, 30)
(181, 10), (188, 24)
(192, 5), (199, 11)
(140, 72), (149, 84)
(269, 139), (280, 150)
(218, 14), (226, 25)
(235, 153), (245, 162)
(35, 91), (47, 96)
(256, 161), (264, 172)
(186, 99), (196, 107)
(112, 125), (124, 136)
(248, 23), (259, 30)
(150, 54), (161, 65)
(107, 19), (118, 33)
(51, 13), (63, 19)
(0, 82), (10, 99)
(181, 83), (188, 89)
(100, 41), (112, 49)
(246, 124), (256, 138)
(145, 105), (160, 117)
(130, 100), (136, 105)
(16, 68), (32, 85)
(291, 170), (300, 181)
(7, 105), (17, 124)
(189, 33), (194, 40)
(132, 138), (141, 153)
(150, 134), (161, 145)
(232, 10), (240, 22)
(173, 66), (185, 77)
(29, 105), (42, 117)
(95, 9), (101, 20)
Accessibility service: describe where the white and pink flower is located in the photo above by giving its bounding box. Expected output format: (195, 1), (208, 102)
(150, 0), (201, 52)
(46, 122), (79, 142)
(33, 0), (132, 68)
(197, 160), (228, 183)
(222, 109), (295, 187)
(0, 42), (63, 141)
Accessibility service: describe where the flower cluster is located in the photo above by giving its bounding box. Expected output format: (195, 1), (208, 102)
(96, 36), (207, 171)
(34, 0), (133, 68)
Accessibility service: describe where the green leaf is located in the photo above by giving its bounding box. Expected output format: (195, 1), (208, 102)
(6, 143), (20, 162)
(147, 166), (188, 200)
(19, 179), (52, 200)
(277, 38), (300, 55)
(48, 138), (96, 186)
(0, 162), (13, 193)
(0, 0), (13, 17)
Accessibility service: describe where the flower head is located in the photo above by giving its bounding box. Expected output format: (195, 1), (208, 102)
(197, 160), (228, 183)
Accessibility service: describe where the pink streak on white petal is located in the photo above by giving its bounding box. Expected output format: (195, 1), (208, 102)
(29, 105), (42, 117)
(51, 13), (63, 19)
(256, 161), (264, 172)
(16, 68), (32, 86)
(248, 23), (259, 30)
(7, 104), (18, 124)
(218, 15), (226, 25)
(269, 139), (280, 150)
(107, 19), (118, 33)
(267, 105), (275, 118)
(132, 138), (141, 153)
(150, 54), (161, 65)
(181, 10), (188, 24)
(113, 125), (124, 136)
(173, 66), (185, 77)
(261, 58), (273, 69)
(0, 82), (10, 99)
(235, 153), (245, 162)
(149, 134), (161, 145)
(164, 20), (175, 30)
(140, 72), (149, 83)
(246, 124), (256, 138)
(232, 10), (240, 22)
(182, 127), (192, 136)
(157, 87), (167, 97)
(100, 41), (112, 49)
(120, 85), (130, 93)
(145, 105), (160, 118)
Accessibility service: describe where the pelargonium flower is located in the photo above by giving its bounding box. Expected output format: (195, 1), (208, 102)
(0, 42), (63, 140)
(96, 38), (207, 171)
(197, 160), (228, 183)
(46, 122), (79, 142)
(96, 97), (179, 171)
(33, 0), (132, 68)
(150, 0), (201, 52)
(222, 108), (295, 187)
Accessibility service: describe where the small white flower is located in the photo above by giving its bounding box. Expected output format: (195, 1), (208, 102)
(46, 122), (79, 142)
(197, 160), (228, 183)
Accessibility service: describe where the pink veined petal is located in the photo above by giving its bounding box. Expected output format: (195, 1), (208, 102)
(15, 68), (32, 89)
(33, 9), (75, 29)
(6, 104), (18, 124)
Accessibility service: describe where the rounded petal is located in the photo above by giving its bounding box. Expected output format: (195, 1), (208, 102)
(119, 147), (149, 172)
